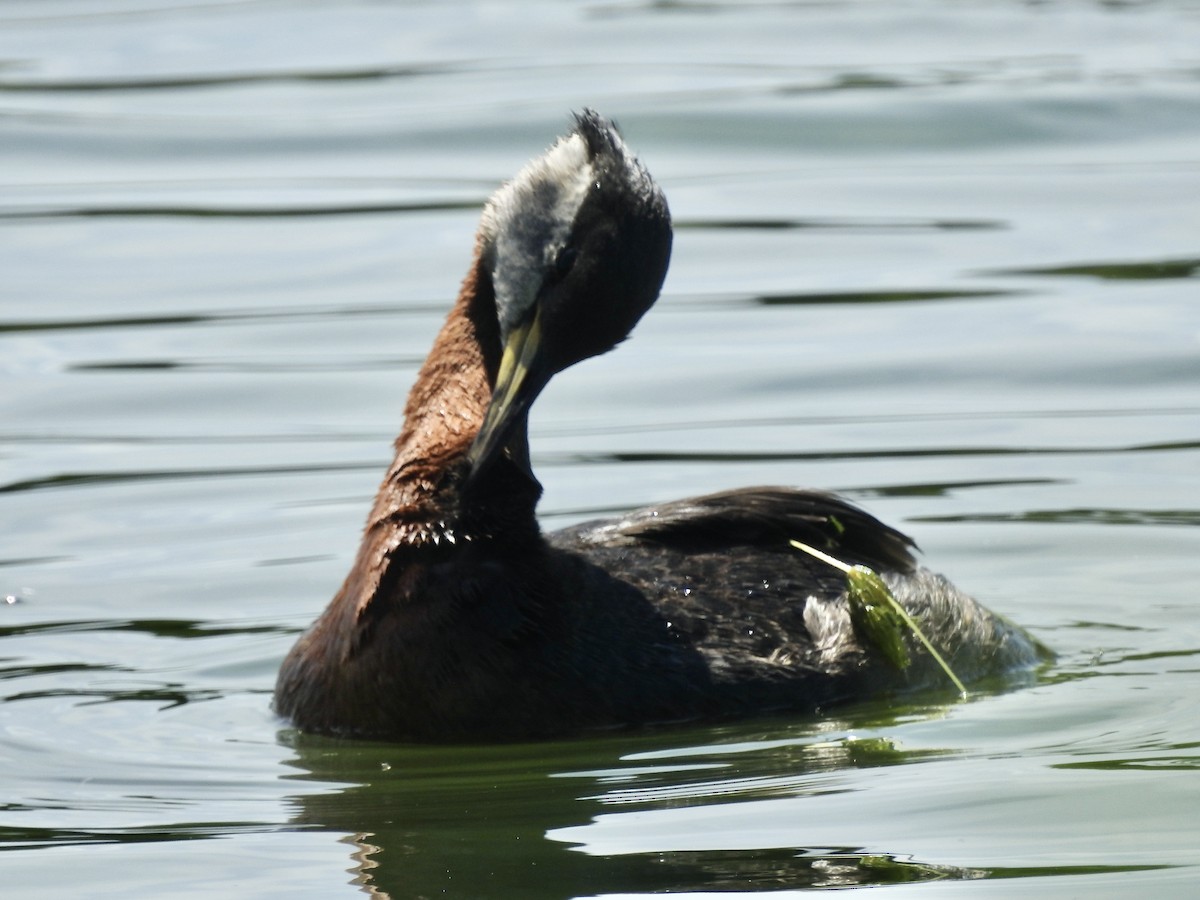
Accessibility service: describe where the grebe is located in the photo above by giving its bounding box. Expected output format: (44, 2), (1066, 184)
(275, 111), (1040, 740)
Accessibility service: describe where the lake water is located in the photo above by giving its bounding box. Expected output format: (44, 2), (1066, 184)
(3, 0), (1199, 896)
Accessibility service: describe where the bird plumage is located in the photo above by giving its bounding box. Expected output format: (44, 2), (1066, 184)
(274, 111), (1041, 741)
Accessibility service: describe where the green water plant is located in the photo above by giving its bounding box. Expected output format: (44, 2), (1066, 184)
(788, 540), (967, 696)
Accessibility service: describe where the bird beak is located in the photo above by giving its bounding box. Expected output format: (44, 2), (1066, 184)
(465, 306), (548, 486)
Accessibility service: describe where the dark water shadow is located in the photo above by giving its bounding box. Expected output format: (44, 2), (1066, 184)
(911, 508), (1200, 527)
(0, 199), (482, 220)
(0, 821), (284, 852)
(537, 438), (1200, 469)
(854, 477), (1062, 498)
(0, 617), (290, 641)
(754, 287), (1019, 306)
(0, 302), (448, 336)
(0, 62), (453, 94)
(3, 682), (221, 711)
(0, 463), (374, 497)
(69, 355), (423, 374)
(536, 405), (1200, 440)
(678, 216), (1006, 233)
(985, 257), (1200, 281)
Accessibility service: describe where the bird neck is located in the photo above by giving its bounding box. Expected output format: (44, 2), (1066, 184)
(277, 246), (543, 706)
(363, 247), (501, 538)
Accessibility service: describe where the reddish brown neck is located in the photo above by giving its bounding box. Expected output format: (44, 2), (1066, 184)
(365, 246), (501, 537)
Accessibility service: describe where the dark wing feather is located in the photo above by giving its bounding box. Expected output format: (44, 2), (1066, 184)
(559, 486), (918, 575)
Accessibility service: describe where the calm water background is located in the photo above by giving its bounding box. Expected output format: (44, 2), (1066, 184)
(3, 1), (1199, 896)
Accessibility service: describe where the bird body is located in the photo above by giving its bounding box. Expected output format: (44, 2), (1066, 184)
(275, 112), (1041, 741)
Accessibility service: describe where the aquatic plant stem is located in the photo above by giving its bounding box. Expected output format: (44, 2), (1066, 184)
(788, 540), (967, 696)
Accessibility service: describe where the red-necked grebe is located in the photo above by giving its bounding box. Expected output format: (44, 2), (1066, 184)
(275, 110), (1041, 740)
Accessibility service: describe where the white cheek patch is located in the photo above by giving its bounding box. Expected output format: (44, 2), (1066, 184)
(481, 133), (595, 336)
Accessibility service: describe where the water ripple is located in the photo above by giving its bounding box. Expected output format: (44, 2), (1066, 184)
(0, 198), (481, 220)
(913, 508), (1200, 528)
(540, 439), (1200, 468)
(0, 303), (447, 334)
(0, 463), (374, 496)
(0, 63), (452, 94)
(990, 257), (1200, 281)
